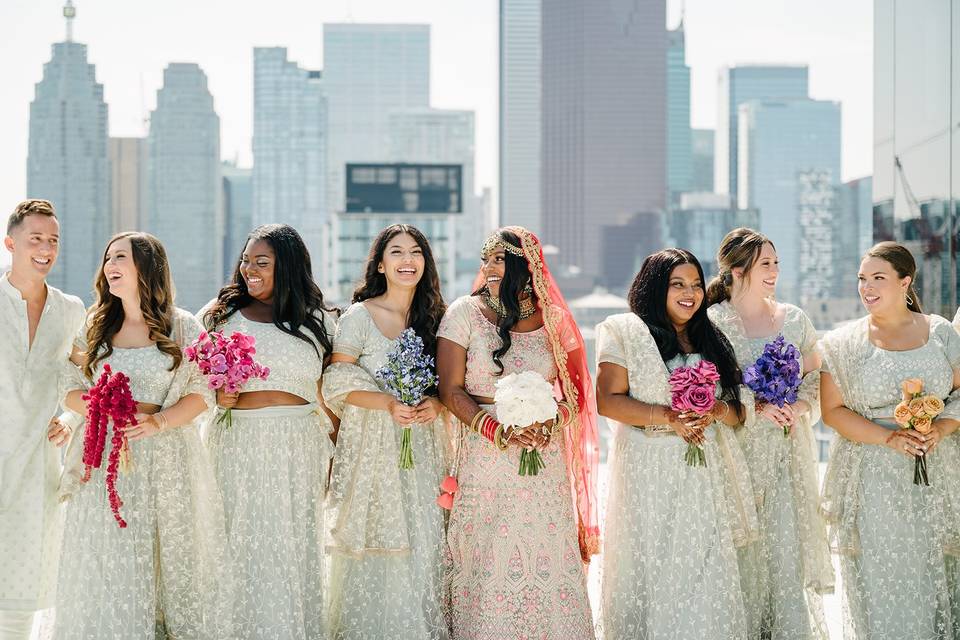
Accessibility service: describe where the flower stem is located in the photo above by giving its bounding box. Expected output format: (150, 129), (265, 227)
(398, 427), (415, 470)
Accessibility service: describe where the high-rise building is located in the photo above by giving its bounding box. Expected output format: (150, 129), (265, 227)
(323, 24), (431, 215)
(797, 169), (836, 305)
(252, 47), (326, 277)
(691, 128), (715, 193)
(715, 65), (809, 198)
(668, 192), (760, 278)
(109, 137), (146, 234)
(387, 108), (485, 293)
(146, 63), (222, 312)
(833, 176), (873, 299)
(499, 0), (542, 231)
(738, 98), (841, 302)
(667, 20), (692, 201)
(542, 0), (667, 286)
(222, 162), (252, 281)
(874, 0), (959, 317)
(27, 1), (109, 300)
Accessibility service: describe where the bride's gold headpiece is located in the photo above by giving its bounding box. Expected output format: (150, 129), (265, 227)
(481, 231), (525, 259)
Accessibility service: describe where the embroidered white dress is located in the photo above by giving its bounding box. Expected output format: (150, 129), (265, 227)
(821, 314), (960, 639)
(708, 301), (833, 639)
(596, 313), (758, 640)
(0, 275), (84, 613)
(323, 303), (449, 640)
(202, 306), (336, 640)
(52, 309), (233, 640)
(438, 296), (594, 640)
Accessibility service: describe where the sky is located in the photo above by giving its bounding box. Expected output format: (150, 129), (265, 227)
(0, 0), (872, 268)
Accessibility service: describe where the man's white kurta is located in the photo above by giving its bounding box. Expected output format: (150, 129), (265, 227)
(0, 273), (84, 610)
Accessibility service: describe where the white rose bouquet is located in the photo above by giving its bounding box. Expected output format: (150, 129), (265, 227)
(494, 371), (558, 476)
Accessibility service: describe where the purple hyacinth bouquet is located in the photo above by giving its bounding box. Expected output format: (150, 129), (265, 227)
(743, 335), (802, 436)
(375, 328), (439, 470)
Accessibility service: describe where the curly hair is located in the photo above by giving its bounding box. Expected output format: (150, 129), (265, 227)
(352, 224), (446, 357)
(204, 224), (339, 360)
(83, 232), (180, 379)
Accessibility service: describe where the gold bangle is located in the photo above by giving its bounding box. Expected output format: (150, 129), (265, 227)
(154, 411), (169, 431)
(468, 410), (485, 433)
(648, 404), (655, 425)
(494, 423), (509, 450)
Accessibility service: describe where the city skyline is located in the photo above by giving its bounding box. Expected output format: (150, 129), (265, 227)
(0, 0), (871, 222)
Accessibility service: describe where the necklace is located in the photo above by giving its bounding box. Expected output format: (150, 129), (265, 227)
(481, 289), (536, 320)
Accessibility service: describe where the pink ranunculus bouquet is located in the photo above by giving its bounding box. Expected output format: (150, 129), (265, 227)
(668, 359), (721, 467)
(184, 330), (269, 429)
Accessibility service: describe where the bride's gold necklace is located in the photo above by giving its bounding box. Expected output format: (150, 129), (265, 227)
(482, 289), (536, 320)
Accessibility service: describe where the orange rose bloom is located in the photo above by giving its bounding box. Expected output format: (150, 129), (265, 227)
(893, 402), (914, 427)
(908, 397), (926, 416)
(922, 395), (945, 417)
(913, 414), (934, 434)
(902, 378), (924, 398)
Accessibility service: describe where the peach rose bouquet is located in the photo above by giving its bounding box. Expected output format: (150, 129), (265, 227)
(893, 378), (944, 486)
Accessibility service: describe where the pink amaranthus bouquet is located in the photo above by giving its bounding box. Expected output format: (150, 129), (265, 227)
(184, 331), (270, 429)
(668, 359), (721, 467)
(81, 364), (137, 528)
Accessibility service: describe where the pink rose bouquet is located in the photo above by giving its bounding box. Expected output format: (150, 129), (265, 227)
(184, 331), (270, 429)
(668, 359), (720, 467)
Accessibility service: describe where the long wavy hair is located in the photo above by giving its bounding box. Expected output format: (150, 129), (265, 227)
(352, 224), (446, 357)
(84, 232), (180, 379)
(865, 241), (923, 313)
(204, 224), (338, 360)
(706, 227), (774, 305)
(628, 248), (743, 414)
(471, 228), (535, 374)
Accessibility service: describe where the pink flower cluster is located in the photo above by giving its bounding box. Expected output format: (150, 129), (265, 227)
(81, 364), (137, 528)
(668, 360), (720, 415)
(184, 331), (269, 394)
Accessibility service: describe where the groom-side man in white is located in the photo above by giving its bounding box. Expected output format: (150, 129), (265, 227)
(0, 200), (85, 640)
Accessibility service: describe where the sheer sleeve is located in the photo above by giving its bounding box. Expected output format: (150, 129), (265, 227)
(934, 316), (960, 422)
(437, 296), (474, 349)
(332, 303), (369, 359)
(595, 318), (627, 369)
(176, 311), (215, 411)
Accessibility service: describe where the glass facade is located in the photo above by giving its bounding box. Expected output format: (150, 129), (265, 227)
(873, 0), (960, 317)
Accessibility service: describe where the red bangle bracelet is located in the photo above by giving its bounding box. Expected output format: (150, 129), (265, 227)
(479, 414), (500, 443)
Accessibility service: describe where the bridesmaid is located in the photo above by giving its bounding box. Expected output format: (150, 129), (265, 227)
(596, 248), (757, 639)
(54, 232), (232, 640)
(322, 224), (449, 640)
(200, 224), (338, 640)
(437, 226), (598, 640)
(820, 241), (960, 639)
(706, 228), (833, 639)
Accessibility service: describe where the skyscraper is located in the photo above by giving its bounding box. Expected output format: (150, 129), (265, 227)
(874, 0), (958, 317)
(738, 98), (841, 302)
(715, 65), (809, 198)
(109, 137), (146, 234)
(499, 0), (542, 231)
(323, 24), (431, 214)
(27, 1), (109, 300)
(222, 162), (252, 281)
(252, 47), (326, 275)
(667, 19), (692, 201)
(146, 63), (222, 312)
(386, 108), (484, 292)
(542, 0), (667, 285)
(691, 128), (715, 193)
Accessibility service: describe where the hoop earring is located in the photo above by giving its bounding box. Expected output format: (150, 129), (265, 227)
(906, 293), (914, 307)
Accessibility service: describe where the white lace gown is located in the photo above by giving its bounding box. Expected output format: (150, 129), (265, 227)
(202, 308), (336, 640)
(53, 310), (232, 640)
(323, 303), (449, 640)
(596, 313), (757, 640)
(708, 302), (833, 639)
(820, 315), (960, 640)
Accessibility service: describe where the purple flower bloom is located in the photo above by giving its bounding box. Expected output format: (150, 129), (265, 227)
(744, 335), (802, 408)
(375, 328), (438, 407)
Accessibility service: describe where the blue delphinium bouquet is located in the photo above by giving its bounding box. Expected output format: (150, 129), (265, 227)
(375, 328), (439, 469)
(743, 335), (802, 436)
